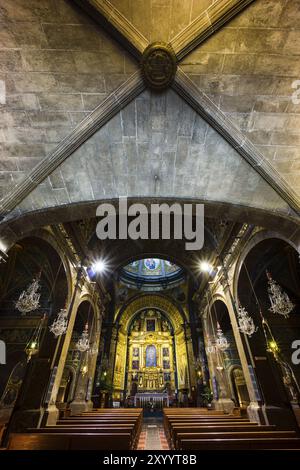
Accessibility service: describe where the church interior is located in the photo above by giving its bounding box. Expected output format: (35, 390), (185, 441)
(0, 0), (300, 453)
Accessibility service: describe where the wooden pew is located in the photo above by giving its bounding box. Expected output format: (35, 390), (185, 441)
(180, 437), (300, 450)
(168, 423), (269, 447)
(176, 431), (297, 450)
(7, 432), (132, 450)
(6, 408), (143, 451)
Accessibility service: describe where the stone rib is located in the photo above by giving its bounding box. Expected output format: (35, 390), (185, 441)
(170, 0), (255, 61)
(74, 0), (149, 59)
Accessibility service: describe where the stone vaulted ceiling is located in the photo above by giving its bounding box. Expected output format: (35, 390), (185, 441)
(0, 0), (299, 243)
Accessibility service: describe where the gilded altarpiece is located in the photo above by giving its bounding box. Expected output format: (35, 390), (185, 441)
(126, 309), (176, 395)
(112, 297), (191, 401)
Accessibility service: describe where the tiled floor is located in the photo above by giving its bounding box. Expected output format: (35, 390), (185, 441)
(137, 417), (169, 450)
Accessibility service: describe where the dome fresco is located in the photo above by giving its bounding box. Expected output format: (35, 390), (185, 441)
(120, 258), (184, 291)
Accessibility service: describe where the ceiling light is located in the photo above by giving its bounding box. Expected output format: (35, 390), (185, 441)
(199, 261), (213, 273)
(92, 260), (107, 273)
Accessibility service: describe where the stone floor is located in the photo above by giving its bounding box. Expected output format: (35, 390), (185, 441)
(137, 417), (169, 450)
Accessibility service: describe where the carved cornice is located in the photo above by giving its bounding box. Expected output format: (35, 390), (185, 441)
(170, 0), (255, 60)
(74, 0), (149, 59)
(0, 71), (145, 217)
(172, 68), (300, 215)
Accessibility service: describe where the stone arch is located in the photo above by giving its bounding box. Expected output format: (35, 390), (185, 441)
(233, 229), (300, 301)
(1, 197), (300, 255)
(115, 293), (187, 333)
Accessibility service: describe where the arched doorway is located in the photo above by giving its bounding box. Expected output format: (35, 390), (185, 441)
(237, 236), (300, 426)
(0, 235), (69, 427)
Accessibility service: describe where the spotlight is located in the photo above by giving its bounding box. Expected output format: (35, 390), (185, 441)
(92, 260), (107, 273)
(199, 261), (213, 273)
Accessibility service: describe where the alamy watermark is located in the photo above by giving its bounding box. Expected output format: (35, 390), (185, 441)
(96, 198), (204, 250)
(0, 340), (6, 365)
(291, 340), (300, 365)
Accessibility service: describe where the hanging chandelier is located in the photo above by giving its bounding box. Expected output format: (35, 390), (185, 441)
(25, 314), (45, 361)
(15, 277), (41, 315)
(215, 322), (229, 351)
(238, 306), (257, 337)
(76, 323), (90, 352)
(266, 271), (295, 319)
(49, 308), (68, 337)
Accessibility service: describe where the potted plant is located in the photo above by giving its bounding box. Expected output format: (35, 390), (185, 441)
(201, 386), (213, 409)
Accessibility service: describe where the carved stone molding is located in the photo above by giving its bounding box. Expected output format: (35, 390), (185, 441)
(170, 0), (255, 60)
(172, 68), (300, 215)
(0, 71), (145, 217)
(74, 0), (149, 59)
(141, 42), (177, 90)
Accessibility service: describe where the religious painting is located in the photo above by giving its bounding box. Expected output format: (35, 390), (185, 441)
(133, 347), (139, 357)
(132, 360), (139, 370)
(164, 372), (171, 382)
(162, 347), (169, 357)
(144, 258), (160, 270)
(146, 345), (157, 367)
(163, 359), (170, 369)
(146, 319), (155, 331)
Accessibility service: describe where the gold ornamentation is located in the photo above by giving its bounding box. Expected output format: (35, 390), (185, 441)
(141, 42), (177, 90)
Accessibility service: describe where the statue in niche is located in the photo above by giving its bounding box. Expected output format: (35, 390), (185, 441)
(132, 320), (140, 332)
(162, 320), (169, 332)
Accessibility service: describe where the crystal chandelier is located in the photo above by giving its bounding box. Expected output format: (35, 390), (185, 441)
(76, 323), (90, 352)
(238, 306), (257, 337)
(215, 322), (229, 351)
(15, 277), (41, 315)
(266, 271), (295, 319)
(49, 308), (68, 337)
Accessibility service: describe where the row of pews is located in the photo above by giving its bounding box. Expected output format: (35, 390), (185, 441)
(5, 408), (143, 450)
(163, 408), (300, 450)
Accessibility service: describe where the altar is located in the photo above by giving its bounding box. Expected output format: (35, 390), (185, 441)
(134, 392), (169, 408)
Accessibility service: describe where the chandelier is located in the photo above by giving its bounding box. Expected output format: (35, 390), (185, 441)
(215, 322), (229, 351)
(49, 308), (68, 337)
(266, 271), (295, 319)
(238, 306), (257, 337)
(15, 277), (41, 315)
(76, 323), (90, 352)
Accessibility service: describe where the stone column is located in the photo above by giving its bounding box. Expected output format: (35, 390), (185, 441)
(70, 312), (103, 414)
(222, 283), (264, 423)
(184, 323), (197, 392)
(41, 268), (85, 425)
(204, 323), (235, 413)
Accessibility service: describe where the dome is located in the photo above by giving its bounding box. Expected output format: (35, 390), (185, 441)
(120, 258), (184, 291)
